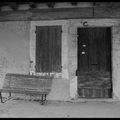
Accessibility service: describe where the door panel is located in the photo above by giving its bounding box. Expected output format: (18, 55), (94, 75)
(36, 26), (62, 73)
(77, 27), (112, 98)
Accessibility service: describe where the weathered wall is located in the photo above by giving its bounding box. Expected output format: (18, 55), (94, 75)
(0, 8), (93, 21)
(67, 19), (120, 101)
(1, 6), (120, 21)
(30, 20), (70, 101)
(0, 7), (120, 101)
(47, 78), (70, 101)
(0, 21), (30, 87)
(0, 20), (70, 101)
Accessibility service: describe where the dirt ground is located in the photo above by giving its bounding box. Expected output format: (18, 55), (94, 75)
(0, 97), (120, 118)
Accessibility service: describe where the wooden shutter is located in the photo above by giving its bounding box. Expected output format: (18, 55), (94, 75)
(35, 26), (61, 73)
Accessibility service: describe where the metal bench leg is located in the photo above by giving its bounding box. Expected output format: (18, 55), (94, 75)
(41, 94), (44, 105)
(0, 92), (3, 103)
(9, 92), (11, 97)
(40, 94), (47, 105)
(44, 94), (47, 103)
(44, 94), (47, 104)
(0, 92), (12, 103)
(45, 94), (47, 101)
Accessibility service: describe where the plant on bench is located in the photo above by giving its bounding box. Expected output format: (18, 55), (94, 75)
(0, 73), (54, 105)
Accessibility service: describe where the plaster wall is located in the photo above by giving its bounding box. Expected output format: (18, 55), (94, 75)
(30, 20), (70, 101)
(47, 78), (70, 101)
(0, 19), (120, 101)
(0, 20), (70, 101)
(68, 19), (120, 100)
(0, 21), (30, 87)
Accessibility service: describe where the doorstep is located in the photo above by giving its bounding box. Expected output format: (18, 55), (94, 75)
(67, 98), (120, 103)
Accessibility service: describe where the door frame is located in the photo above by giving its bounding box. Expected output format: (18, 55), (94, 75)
(30, 20), (69, 79)
(68, 19), (120, 100)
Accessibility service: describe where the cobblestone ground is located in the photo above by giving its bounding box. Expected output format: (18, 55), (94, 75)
(0, 97), (120, 118)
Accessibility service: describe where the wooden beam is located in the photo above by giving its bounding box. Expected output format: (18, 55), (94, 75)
(94, 7), (120, 18)
(29, 2), (36, 9)
(46, 2), (55, 8)
(71, 2), (78, 6)
(0, 7), (93, 21)
(10, 3), (18, 10)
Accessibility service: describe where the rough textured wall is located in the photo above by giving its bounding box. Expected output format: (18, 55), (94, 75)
(0, 8), (93, 21)
(0, 21), (70, 101)
(47, 78), (70, 101)
(0, 21), (30, 75)
(67, 19), (120, 100)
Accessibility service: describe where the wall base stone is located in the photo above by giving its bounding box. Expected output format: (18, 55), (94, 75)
(47, 78), (70, 101)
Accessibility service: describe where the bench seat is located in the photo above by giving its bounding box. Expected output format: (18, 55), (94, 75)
(0, 73), (53, 105)
(0, 88), (50, 94)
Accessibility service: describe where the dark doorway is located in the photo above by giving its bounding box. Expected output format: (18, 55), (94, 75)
(35, 26), (62, 73)
(77, 27), (112, 98)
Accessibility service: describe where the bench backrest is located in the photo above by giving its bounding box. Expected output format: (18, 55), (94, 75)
(3, 73), (53, 91)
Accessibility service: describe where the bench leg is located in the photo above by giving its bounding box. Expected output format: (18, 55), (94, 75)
(0, 92), (12, 103)
(41, 94), (44, 105)
(9, 92), (11, 97)
(0, 92), (3, 103)
(41, 94), (47, 105)
(45, 94), (47, 101)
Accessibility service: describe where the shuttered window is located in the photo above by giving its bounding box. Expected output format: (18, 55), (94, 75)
(35, 26), (62, 73)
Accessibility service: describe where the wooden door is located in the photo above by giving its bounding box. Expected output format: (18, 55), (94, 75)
(35, 26), (62, 73)
(77, 27), (112, 98)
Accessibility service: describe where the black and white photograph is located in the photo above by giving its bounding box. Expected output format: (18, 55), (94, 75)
(0, 1), (119, 118)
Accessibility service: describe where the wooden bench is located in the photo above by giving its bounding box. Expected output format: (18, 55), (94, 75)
(0, 73), (53, 105)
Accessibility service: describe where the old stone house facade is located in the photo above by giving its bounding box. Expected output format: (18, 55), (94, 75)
(0, 2), (120, 101)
